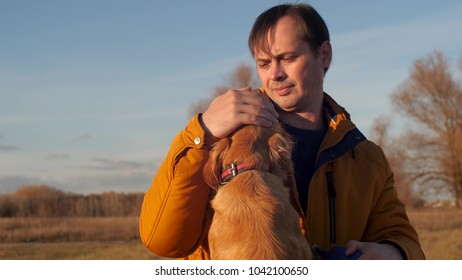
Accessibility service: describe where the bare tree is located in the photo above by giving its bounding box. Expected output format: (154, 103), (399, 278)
(188, 62), (261, 116)
(0, 185), (145, 217)
(369, 116), (422, 208)
(369, 115), (392, 148)
(391, 50), (462, 208)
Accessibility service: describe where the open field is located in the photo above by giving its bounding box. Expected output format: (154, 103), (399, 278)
(407, 208), (462, 260)
(0, 208), (461, 260)
(0, 241), (167, 260)
(0, 217), (139, 243)
(0, 217), (169, 260)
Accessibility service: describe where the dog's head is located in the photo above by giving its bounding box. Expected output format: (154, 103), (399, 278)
(203, 124), (293, 189)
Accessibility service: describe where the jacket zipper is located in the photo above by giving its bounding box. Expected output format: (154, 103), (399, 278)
(289, 173), (312, 244)
(325, 169), (336, 245)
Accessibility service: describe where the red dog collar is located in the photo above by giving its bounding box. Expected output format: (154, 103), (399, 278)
(220, 163), (249, 185)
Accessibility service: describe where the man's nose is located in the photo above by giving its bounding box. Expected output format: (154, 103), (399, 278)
(269, 62), (286, 81)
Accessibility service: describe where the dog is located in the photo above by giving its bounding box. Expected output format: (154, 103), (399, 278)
(203, 124), (312, 260)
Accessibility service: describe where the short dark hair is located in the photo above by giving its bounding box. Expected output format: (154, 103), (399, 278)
(248, 3), (330, 58)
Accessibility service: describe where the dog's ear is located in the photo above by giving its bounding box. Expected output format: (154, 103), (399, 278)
(268, 130), (293, 174)
(203, 138), (229, 190)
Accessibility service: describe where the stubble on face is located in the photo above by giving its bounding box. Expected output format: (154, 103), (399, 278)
(255, 16), (327, 128)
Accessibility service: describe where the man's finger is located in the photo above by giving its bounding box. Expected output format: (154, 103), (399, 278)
(345, 240), (363, 255)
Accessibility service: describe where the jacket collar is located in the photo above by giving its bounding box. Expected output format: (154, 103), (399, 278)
(315, 92), (367, 169)
(322, 92), (352, 132)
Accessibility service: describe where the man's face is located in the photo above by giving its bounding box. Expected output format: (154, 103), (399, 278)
(254, 16), (331, 114)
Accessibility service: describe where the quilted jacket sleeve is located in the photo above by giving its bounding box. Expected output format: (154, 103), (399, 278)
(363, 146), (426, 259)
(139, 115), (215, 258)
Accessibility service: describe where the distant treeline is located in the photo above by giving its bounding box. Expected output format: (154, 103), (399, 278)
(0, 185), (144, 217)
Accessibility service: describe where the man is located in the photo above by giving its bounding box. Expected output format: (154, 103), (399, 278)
(139, 3), (425, 260)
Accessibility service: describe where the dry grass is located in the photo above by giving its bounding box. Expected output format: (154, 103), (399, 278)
(0, 241), (167, 260)
(0, 216), (171, 260)
(0, 208), (461, 260)
(407, 208), (462, 260)
(0, 217), (139, 243)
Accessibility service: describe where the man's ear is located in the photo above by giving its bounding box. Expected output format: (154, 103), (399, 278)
(203, 138), (229, 189)
(320, 40), (332, 72)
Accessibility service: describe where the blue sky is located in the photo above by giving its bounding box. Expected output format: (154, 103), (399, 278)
(1, 0), (462, 194)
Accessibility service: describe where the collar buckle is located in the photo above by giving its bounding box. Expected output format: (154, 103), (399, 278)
(220, 163), (245, 185)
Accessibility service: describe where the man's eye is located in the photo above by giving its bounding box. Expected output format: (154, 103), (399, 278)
(258, 62), (270, 69)
(283, 56), (297, 62)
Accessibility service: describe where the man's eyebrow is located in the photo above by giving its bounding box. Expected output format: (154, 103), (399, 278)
(256, 57), (271, 62)
(256, 51), (298, 61)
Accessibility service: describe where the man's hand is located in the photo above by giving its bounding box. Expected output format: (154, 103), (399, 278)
(345, 240), (404, 260)
(200, 87), (279, 138)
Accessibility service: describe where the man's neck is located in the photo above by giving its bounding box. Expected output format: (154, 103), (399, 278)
(278, 109), (323, 130)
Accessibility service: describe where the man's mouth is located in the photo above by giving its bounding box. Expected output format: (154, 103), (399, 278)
(272, 85), (293, 96)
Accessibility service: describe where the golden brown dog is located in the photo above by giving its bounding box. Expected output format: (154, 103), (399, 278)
(203, 124), (312, 260)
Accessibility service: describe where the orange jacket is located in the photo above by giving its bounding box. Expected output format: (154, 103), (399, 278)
(139, 93), (425, 260)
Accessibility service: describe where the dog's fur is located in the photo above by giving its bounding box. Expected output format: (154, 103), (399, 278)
(204, 124), (312, 260)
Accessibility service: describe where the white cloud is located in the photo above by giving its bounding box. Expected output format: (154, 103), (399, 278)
(80, 157), (152, 171)
(0, 175), (55, 194)
(65, 157), (159, 194)
(103, 108), (186, 122)
(46, 153), (71, 160)
(76, 134), (91, 141)
(0, 156), (161, 194)
(0, 145), (18, 152)
(0, 115), (47, 125)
